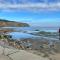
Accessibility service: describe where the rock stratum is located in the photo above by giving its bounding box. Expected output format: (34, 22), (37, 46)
(0, 19), (29, 27)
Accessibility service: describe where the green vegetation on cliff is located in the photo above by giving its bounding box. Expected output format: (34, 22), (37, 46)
(0, 19), (29, 27)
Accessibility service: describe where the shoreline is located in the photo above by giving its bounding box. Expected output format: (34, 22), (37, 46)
(0, 30), (59, 60)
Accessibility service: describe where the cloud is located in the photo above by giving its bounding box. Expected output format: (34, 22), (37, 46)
(0, 1), (60, 11)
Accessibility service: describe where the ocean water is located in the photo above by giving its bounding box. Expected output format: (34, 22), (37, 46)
(2, 26), (59, 32)
(3, 26), (58, 40)
(8, 32), (35, 40)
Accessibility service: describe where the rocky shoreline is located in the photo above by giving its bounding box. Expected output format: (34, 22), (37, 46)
(0, 34), (60, 60)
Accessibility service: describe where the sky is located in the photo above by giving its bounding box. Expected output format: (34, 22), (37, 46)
(0, 0), (60, 27)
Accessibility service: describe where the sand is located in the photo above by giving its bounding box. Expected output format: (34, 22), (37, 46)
(0, 45), (49, 60)
(0, 55), (11, 60)
(49, 53), (60, 60)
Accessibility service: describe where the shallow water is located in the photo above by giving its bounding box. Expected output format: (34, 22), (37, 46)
(8, 32), (35, 40)
(1, 27), (59, 40)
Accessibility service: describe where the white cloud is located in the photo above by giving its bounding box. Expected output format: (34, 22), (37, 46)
(0, 2), (60, 11)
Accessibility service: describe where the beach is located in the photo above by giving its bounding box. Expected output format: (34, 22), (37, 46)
(0, 27), (59, 60)
(0, 45), (49, 60)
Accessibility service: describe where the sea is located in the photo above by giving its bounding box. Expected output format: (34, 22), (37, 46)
(1, 26), (59, 40)
(2, 26), (59, 32)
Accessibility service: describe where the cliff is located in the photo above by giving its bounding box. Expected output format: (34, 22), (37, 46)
(0, 19), (29, 27)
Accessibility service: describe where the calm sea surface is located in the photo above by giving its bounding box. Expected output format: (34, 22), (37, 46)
(1, 27), (59, 40)
(2, 26), (59, 32)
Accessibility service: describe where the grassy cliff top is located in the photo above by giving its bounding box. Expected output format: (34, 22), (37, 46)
(0, 19), (29, 27)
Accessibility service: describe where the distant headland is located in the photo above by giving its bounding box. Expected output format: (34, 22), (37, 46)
(0, 19), (29, 27)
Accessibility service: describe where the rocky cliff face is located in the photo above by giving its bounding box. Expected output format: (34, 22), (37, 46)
(0, 19), (29, 27)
